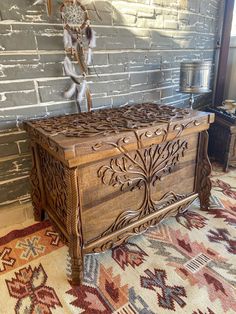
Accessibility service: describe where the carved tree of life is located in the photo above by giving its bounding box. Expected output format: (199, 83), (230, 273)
(98, 138), (188, 236)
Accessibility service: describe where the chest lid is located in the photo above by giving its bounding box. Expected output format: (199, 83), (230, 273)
(24, 103), (214, 167)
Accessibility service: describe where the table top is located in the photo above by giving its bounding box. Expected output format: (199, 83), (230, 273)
(24, 103), (214, 166)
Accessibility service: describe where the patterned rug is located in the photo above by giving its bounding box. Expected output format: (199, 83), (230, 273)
(0, 165), (235, 314)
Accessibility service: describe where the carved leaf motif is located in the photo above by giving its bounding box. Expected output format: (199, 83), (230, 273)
(151, 140), (188, 186)
(98, 155), (145, 192)
(30, 104), (190, 138)
(98, 139), (188, 192)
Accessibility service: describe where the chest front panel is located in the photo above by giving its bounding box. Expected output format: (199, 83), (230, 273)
(78, 133), (199, 244)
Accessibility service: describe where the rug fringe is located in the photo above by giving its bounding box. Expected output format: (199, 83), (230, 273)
(113, 303), (138, 314)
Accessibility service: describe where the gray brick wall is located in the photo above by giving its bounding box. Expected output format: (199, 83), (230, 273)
(0, 0), (223, 209)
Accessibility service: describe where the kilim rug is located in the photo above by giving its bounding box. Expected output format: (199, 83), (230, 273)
(0, 165), (235, 314)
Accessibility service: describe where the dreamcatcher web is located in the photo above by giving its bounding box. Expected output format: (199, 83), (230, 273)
(62, 3), (86, 27)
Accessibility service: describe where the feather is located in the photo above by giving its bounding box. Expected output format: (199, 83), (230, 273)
(64, 83), (77, 99)
(86, 47), (92, 65)
(63, 57), (80, 84)
(63, 29), (72, 50)
(33, 0), (44, 5)
(85, 25), (93, 42)
(64, 57), (77, 77)
(78, 80), (87, 103)
(64, 57), (75, 75)
(89, 29), (96, 48)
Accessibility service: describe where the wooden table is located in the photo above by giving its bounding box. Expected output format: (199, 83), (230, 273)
(24, 103), (214, 285)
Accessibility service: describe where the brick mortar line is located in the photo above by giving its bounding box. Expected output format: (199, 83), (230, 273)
(0, 195), (31, 207)
(0, 6), (217, 26)
(112, 0), (218, 14)
(0, 48), (215, 56)
(0, 23), (217, 34)
(0, 28), (217, 38)
(0, 77), (70, 84)
(0, 153), (31, 163)
(0, 85), (176, 111)
(0, 89), (36, 94)
(0, 65), (214, 84)
(0, 130), (26, 136)
(0, 99), (72, 111)
(0, 174), (29, 185)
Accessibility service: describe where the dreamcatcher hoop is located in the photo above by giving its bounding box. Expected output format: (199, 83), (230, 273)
(60, 0), (89, 30)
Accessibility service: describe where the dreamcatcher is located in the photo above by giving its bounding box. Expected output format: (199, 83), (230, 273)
(61, 0), (97, 112)
(34, 0), (99, 112)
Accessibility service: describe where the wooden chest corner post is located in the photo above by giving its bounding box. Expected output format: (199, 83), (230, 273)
(29, 141), (46, 222)
(66, 166), (84, 285)
(195, 130), (212, 210)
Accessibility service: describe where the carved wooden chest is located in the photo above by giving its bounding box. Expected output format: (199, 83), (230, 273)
(24, 103), (214, 285)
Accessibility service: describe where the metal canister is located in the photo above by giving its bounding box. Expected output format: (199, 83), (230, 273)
(179, 61), (212, 93)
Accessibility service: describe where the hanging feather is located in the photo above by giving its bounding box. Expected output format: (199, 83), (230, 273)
(89, 29), (96, 48)
(63, 29), (73, 50)
(86, 47), (92, 65)
(64, 82), (77, 99)
(64, 56), (76, 76)
(63, 56), (80, 84)
(85, 25), (93, 42)
(64, 25), (79, 50)
(78, 80), (87, 103)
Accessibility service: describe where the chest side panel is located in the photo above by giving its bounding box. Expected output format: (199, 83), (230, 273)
(78, 133), (199, 244)
(38, 146), (68, 229)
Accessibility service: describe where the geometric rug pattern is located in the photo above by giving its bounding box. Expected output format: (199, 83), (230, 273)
(0, 165), (235, 313)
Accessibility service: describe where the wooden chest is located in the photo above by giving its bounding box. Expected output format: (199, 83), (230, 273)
(24, 103), (214, 285)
